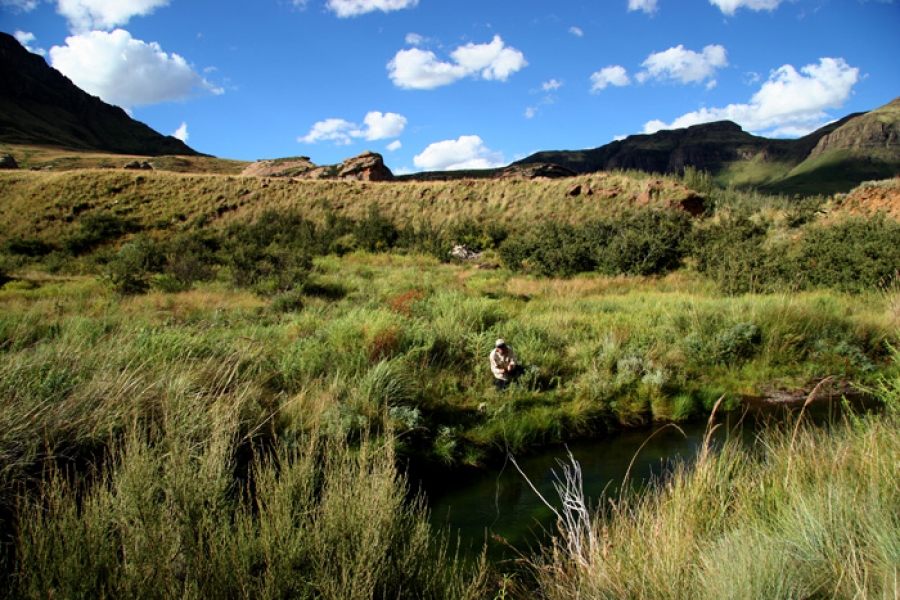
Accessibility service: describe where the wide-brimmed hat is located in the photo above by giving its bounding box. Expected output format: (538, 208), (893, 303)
(495, 339), (506, 348)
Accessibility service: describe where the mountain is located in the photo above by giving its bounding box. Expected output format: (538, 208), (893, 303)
(514, 97), (900, 195)
(0, 31), (204, 157)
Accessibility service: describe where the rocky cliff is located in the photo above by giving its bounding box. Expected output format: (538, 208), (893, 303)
(808, 98), (900, 158)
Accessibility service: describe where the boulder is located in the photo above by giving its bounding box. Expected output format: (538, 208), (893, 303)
(496, 162), (576, 180)
(335, 151), (394, 182)
(449, 245), (483, 261)
(124, 160), (153, 170)
(0, 154), (18, 169)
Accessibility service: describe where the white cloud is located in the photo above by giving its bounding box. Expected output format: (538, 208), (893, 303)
(57, 0), (170, 33)
(642, 57), (860, 137)
(172, 122), (188, 142)
(359, 111), (407, 140)
(388, 35), (527, 89)
(1, 0), (40, 12)
(542, 79), (563, 91)
(48, 29), (222, 108)
(525, 107), (537, 119)
(413, 135), (505, 171)
(450, 35), (528, 81)
(628, 0), (659, 13)
(590, 65), (631, 92)
(709, 0), (782, 16)
(405, 32), (424, 45)
(14, 29), (45, 54)
(636, 44), (728, 85)
(386, 140), (402, 151)
(388, 48), (467, 90)
(299, 118), (356, 145)
(569, 26), (584, 36)
(299, 111), (407, 144)
(326, 0), (417, 18)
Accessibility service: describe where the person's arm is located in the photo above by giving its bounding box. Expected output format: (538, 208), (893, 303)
(506, 347), (517, 368)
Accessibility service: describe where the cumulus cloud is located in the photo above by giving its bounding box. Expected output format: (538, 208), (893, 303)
(636, 44), (728, 85)
(14, 30), (45, 54)
(299, 111), (407, 144)
(643, 57), (859, 137)
(57, 0), (170, 33)
(413, 135), (505, 171)
(405, 32), (425, 45)
(386, 140), (402, 151)
(172, 122), (188, 142)
(569, 26), (584, 36)
(48, 29), (222, 108)
(709, 0), (782, 16)
(388, 35), (527, 89)
(360, 111), (407, 140)
(628, 0), (659, 13)
(590, 65), (631, 92)
(326, 0), (417, 18)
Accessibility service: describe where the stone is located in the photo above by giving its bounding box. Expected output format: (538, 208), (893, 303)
(0, 154), (18, 169)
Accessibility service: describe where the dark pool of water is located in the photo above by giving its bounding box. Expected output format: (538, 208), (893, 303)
(417, 394), (877, 561)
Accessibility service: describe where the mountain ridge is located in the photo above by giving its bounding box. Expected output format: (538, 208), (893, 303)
(511, 106), (900, 195)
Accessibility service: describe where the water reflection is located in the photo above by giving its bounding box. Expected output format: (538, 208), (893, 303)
(421, 394), (876, 561)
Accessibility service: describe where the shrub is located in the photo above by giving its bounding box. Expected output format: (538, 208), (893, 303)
(104, 234), (165, 295)
(4, 238), (56, 257)
(499, 222), (594, 276)
(162, 231), (220, 288)
(594, 211), (692, 276)
(64, 213), (140, 255)
(355, 205), (399, 252)
(689, 215), (786, 294)
(798, 216), (900, 292)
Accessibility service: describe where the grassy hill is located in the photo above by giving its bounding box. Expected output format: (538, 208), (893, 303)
(0, 166), (699, 242)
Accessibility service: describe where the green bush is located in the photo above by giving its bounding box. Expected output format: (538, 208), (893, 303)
(498, 221), (594, 276)
(797, 216), (900, 292)
(104, 234), (165, 295)
(594, 211), (692, 276)
(162, 231), (220, 288)
(354, 205), (399, 252)
(4, 238), (56, 257)
(689, 215), (787, 294)
(64, 213), (140, 255)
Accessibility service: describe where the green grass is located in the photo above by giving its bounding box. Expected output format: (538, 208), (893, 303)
(0, 252), (898, 598)
(527, 365), (900, 599)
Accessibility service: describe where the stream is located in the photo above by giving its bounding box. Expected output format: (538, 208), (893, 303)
(418, 393), (877, 562)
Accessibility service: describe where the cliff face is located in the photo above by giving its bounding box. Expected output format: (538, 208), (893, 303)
(809, 99), (900, 157)
(0, 32), (203, 156)
(513, 99), (900, 195)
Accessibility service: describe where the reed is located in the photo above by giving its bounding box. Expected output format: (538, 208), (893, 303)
(527, 366), (900, 599)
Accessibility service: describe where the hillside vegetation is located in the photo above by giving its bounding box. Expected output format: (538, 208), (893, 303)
(3, 165), (900, 597)
(0, 167), (698, 242)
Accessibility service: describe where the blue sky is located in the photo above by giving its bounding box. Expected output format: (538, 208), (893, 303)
(3, 0), (898, 173)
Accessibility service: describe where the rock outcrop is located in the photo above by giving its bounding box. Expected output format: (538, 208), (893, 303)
(808, 97), (900, 158)
(240, 151), (394, 182)
(0, 154), (18, 169)
(495, 162), (577, 180)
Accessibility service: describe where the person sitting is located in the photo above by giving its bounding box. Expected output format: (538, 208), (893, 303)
(489, 338), (522, 390)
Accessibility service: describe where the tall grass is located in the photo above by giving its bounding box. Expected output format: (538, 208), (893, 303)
(527, 366), (900, 599)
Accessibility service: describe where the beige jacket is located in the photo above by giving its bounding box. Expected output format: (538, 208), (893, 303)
(489, 346), (517, 381)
